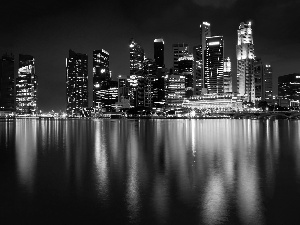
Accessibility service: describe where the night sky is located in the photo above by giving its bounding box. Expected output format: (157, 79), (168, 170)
(1, 0), (300, 112)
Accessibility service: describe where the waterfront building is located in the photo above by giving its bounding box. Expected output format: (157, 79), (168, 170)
(66, 49), (88, 116)
(101, 80), (118, 111)
(166, 74), (185, 108)
(178, 54), (194, 98)
(237, 22), (255, 102)
(199, 22), (211, 94)
(0, 54), (15, 112)
(264, 64), (273, 103)
(172, 43), (189, 74)
(204, 36), (224, 94)
(223, 57), (232, 93)
(93, 49), (110, 109)
(129, 38), (144, 107)
(193, 45), (203, 95)
(278, 73), (300, 103)
(15, 54), (37, 115)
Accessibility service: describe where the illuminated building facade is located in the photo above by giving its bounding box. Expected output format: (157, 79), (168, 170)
(66, 50), (88, 116)
(172, 43), (189, 74)
(101, 80), (118, 111)
(178, 54), (194, 98)
(93, 49), (110, 108)
(264, 64), (273, 103)
(204, 36), (224, 94)
(129, 38), (144, 107)
(16, 54), (37, 115)
(154, 38), (164, 68)
(200, 22), (211, 94)
(138, 58), (156, 108)
(223, 57), (232, 93)
(166, 74), (185, 108)
(0, 54), (15, 112)
(237, 22), (255, 102)
(193, 45), (203, 95)
(278, 73), (300, 101)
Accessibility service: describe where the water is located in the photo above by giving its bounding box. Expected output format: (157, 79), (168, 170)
(1, 118), (300, 224)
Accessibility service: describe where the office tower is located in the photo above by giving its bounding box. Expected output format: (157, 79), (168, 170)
(237, 21), (255, 102)
(66, 49), (88, 116)
(264, 64), (273, 103)
(118, 75), (129, 102)
(199, 22), (211, 93)
(93, 49), (110, 108)
(254, 58), (263, 102)
(16, 54), (37, 115)
(278, 73), (300, 101)
(172, 43), (189, 74)
(0, 54), (15, 112)
(178, 54), (194, 98)
(154, 38), (164, 68)
(129, 38), (144, 107)
(166, 74), (185, 108)
(193, 45), (203, 95)
(102, 80), (118, 111)
(223, 57), (232, 93)
(204, 36), (224, 94)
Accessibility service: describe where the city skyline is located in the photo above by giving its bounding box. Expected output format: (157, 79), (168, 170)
(1, 0), (300, 111)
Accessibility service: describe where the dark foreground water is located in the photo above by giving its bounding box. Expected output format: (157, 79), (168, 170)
(1, 119), (300, 224)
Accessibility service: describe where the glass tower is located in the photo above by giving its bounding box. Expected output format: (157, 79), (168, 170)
(93, 49), (110, 109)
(237, 22), (255, 102)
(66, 49), (88, 116)
(0, 54), (15, 112)
(16, 54), (37, 115)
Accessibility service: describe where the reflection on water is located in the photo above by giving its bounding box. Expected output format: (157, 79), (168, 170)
(1, 119), (300, 224)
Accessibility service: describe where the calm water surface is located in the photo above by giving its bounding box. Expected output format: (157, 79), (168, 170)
(1, 119), (300, 224)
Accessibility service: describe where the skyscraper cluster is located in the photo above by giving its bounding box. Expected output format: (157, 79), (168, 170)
(2, 21), (292, 116)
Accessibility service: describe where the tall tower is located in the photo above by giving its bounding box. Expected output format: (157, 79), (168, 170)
(237, 21), (255, 102)
(204, 36), (224, 94)
(224, 57), (232, 93)
(16, 54), (37, 115)
(200, 22), (211, 94)
(66, 49), (88, 116)
(129, 38), (144, 107)
(178, 54), (194, 98)
(154, 38), (164, 68)
(172, 43), (189, 74)
(93, 49), (110, 108)
(0, 54), (15, 112)
(264, 64), (273, 103)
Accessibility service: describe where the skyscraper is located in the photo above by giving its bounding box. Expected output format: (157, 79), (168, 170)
(178, 54), (194, 98)
(16, 54), (37, 115)
(264, 64), (273, 103)
(193, 45), (203, 95)
(154, 38), (164, 68)
(237, 22), (255, 102)
(224, 57), (232, 93)
(129, 38), (144, 107)
(66, 49), (88, 116)
(278, 73), (300, 102)
(199, 22), (211, 94)
(93, 49), (110, 108)
(204, 36), (224, 94)
(0, 54), (15, 112)
(172, 43), (189, 75)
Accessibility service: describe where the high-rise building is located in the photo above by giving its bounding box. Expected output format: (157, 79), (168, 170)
(193, 45), (203, 95)
(166, 74), (185, 108)
(0, 54), (15, 112)
(172, 43), (189, 74)
(199, 22), (211, 94)
(278, 73), (300, 102)
(16, 54), (37, 115)
(236, 22), (255, 102)
(264, 64), (273, 103)
(178, 54), (194, 98)
(66, 49), (88, 116)
(129, 38), (144, 107)
(204, 36), (224, 94)
(154, 38), (164, 68)
(93, 49), (110, 108)
(224, 57), (232, 93)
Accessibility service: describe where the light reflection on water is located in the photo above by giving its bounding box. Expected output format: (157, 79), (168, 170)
(1, 119), (300, 224)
